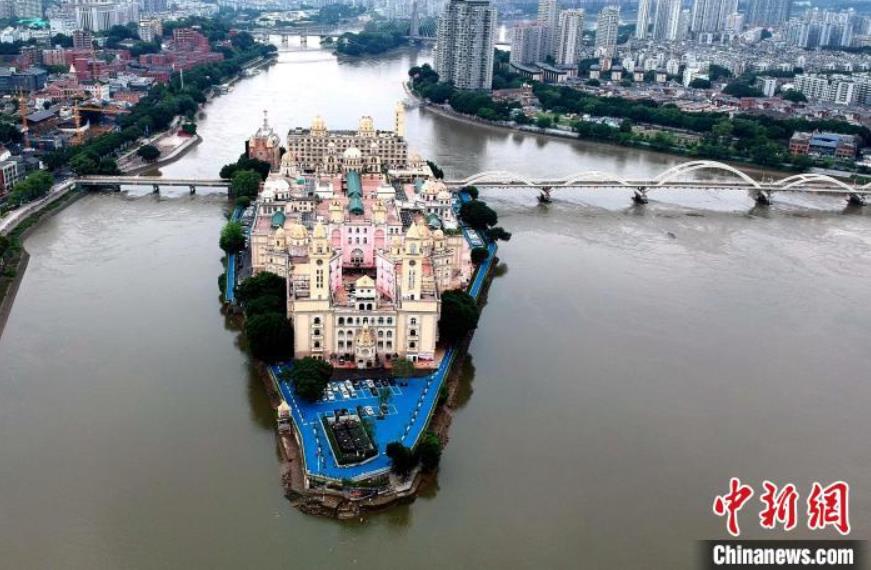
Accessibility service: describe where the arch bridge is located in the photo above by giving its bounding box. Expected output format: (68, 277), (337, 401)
(444, 161), (871, 206)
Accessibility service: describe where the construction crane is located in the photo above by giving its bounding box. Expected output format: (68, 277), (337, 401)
(70, 101), (130, 145)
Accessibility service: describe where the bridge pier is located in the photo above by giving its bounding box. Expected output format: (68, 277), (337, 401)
(281, 34), (288, 45)
(300, 35), (307, 46)
(189, 185), (196, 195)
(755, 190), (772, 206)
(632, 187), (648, 205)
(537, 186), (552, 204)
(152, 184), (160, 194)
(847, 193), (865, 207)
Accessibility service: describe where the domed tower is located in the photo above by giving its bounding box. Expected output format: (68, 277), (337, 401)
(402, 221), (423, 301)
(342, 147), (362, 173)
(247, 110), (281, 169)
(308, 222), (331, 301)
(354, 324), (376, 368)
(287, 222), (308, 257)
(357, 115), (375, 138)
(329, 199), (344, 224)
(371, 199), (387, 225)
(311, 115), (327, 137)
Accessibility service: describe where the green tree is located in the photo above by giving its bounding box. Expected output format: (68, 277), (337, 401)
(459, 200), (498, 230)
(536, 114), (553, 129)
(689, 78), (712, 89)
(782, 89), (807, 103)
(386, 442), (418, 477)
(219, 221), (246, 253)
(415, 431), (443, 472)
(236, 271), (286, 304)
(137, 144), (160, 161)
(231, 169), (261, 199)
(392, 357), (415, 378)
(427, 160), (444, 179)
(245, 313), (294, 363)
(244, 294), (284, 317)
(287, 357), (333, 401)
(485, 227), (512, 242)
(471, 246), (489, 265)
(439, 289), (480, 343)
(462, 185), (479, 199)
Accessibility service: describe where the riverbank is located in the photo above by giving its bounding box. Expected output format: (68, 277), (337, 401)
(407, 83), (819, 180)
(0, 188), (84, 338)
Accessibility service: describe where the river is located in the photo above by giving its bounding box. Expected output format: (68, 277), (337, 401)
(1, 44), (870, 570)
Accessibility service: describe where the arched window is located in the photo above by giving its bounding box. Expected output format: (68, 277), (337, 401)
(338, 330), (345, 337)
(314, 329), (321, 336)
(314, 317), (321, 325)
(387, 331), (393, 338)
(378, 330), (384, 337)
(314, 341), (321, 348)
(410, 318), (417, 325)
(351, 249), (364, 265)
(338, 317), (344, 325)
(410, 329), (417, 337)
(378, 317), (384, 325)
(409, 341), (416, 349)
(366, 303), (372, 311)
(338, 341), (345, 348)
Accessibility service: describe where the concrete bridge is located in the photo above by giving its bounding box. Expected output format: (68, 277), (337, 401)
(444, 161), (871, 206)
(76, 175), (229, 195)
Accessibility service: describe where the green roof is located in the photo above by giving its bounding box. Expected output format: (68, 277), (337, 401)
(426, 213), (442, 228)
(346, 170), (362, 197)
(271, 210), (286, 228)
(348, 195), (364, 215)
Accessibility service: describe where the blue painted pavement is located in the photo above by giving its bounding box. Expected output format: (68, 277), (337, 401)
(224, 206), (243, 304)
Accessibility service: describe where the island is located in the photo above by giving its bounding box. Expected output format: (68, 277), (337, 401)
(219, 105), (508, 518)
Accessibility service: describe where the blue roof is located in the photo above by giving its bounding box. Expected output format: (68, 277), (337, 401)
(346, 170), (362, 197)
(271, 210), (286, 228)
(348, 195), (364, 215)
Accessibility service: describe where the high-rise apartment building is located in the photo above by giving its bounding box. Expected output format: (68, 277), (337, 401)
(690, 0), (736, 34)
(652, 0), (682, 41)
(13, 0), (42, 18)
(636, 0), (651, 39)
(434, 0), (497, 91)
(746, 0), (791, 28)
(537, 0), (559, 58)
(510, 23), (545, 65)
(595, 5), (620, 54)
(555, 9), (585, 66)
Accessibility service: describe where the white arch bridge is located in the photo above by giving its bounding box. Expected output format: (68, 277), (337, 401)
(443, 161), (871, 206)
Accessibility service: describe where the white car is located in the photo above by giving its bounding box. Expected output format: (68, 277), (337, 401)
(365, 406), (375, 416)
(327, 392), (335, 401)
(341, 389), (349, 399)
(345, 380), (353, 390)
(366, 379), (375, 388)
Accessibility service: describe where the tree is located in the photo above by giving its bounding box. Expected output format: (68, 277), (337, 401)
(619, 119), (633, 133)
(245, 313), (294, 363)
(219, 221), (246, 253)
(69, 153), (99, 175)
(244, 294), (284, 317)
(427, 160), (444, 179)
(536, 114), (553, 129)
(392, 357), (415, 378)
(386, 442), (418, 477)
(459, 200), (498, 230)
(586, 78), (600, 87)
(689, 78), (712, 89)
(137, 144), (160, 162)
(485, 227), (512, 242)
(782, 89), (807, 103)
(439, 289), (480, 343)
(287, 357), (333, 401)
(471, 246), (489, 265)
(236, 271), (286, 304)
(231, 169), (261, 199)
(182, 122), (197, 135)
(462, 185), (479, 200)
(415, 431), (443, 472)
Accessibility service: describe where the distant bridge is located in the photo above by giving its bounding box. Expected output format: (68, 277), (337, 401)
(76, 175), (228, 194)
(444, 161), (871, 206)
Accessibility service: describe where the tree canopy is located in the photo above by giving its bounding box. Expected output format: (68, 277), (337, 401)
(236, 271), (286, 304)
(137, 144), (160, 162)
(386, 442), (418, 477)
(245, 312), (294, 363)
(459, 200), (498, 231)
(286, 357), (333, 401)
(219, 221), (246, 254)
(439, 289), (480, 343)
(231, 169), (262, 199)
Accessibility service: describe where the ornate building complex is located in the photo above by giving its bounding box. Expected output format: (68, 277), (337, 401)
(247, 108), (473, 369)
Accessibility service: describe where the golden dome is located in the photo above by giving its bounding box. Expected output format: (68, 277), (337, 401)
(288, 223), (308, 240)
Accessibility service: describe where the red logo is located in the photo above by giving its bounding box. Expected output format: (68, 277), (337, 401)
(759, 481), (799, 531)
(807, 481), (850, 535)
(713, 477), (755, 537)
(714, 479), (851, 537)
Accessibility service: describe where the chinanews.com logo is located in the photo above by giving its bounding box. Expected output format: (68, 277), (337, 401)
(701, 478), (864, 569)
